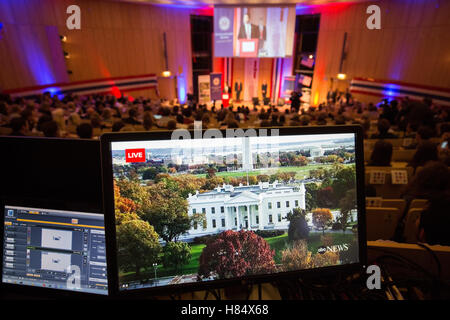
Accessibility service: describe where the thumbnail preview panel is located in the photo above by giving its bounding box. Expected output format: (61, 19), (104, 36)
(40, 251), (72, 272)
(30, 227), (83, 251)
(41, 229), (72, 251)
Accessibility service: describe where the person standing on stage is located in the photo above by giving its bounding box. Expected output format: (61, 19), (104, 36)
(235, 79), (243, 102)
(290, 91), (301, 113)
(261, 80), (268, 100)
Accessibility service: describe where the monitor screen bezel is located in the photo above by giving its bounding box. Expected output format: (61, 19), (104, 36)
(0, 200), (108, 299)
(100, 126), (367, 297)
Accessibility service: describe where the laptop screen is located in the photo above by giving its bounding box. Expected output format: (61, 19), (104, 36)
(106, 130), (362, 291)
(2, 206), (108, 295)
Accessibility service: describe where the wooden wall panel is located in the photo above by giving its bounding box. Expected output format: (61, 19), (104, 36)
(0, 0), (193, 99)
(311, 0), (450, 105)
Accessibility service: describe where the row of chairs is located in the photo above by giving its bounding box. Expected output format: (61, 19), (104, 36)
(365, 199), (428, 243)
(364, 149), (416, 163)
(365, 167), (413, 198)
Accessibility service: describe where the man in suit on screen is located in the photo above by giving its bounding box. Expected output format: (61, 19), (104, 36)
(238, 13), (260, 40)
(258, 17), (267, 54)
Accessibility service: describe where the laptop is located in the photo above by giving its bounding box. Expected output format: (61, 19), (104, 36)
(1, 205), (108, 296)
(100, 126), (367, 296)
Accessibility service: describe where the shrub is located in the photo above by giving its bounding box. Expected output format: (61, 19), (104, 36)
(191, 234), (218, 245)
(254, 229), (285, 238)
(162, 241), (191, 272)
(281, 240), (339, 272)
(331, 221), (342, 231)
(198, 230), (276, 280)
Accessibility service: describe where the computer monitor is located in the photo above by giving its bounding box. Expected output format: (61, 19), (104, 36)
(1, 205), (108, 295)
(0, 137), (103, 213)
(101, 126), (366, 295)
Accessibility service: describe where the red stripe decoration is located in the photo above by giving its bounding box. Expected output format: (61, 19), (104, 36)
(4, 74), (158, 98)
(352, 77), (450, 94)
(350, 78), (450, 106)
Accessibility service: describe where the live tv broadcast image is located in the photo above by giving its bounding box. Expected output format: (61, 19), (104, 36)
(110, 133), (360, 290)
(214, 6), (296, 58)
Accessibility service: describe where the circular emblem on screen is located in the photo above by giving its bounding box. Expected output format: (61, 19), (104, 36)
(317, 246), (326, 254)
(213, 78), (220, 86)
(219, 17), (230, 31)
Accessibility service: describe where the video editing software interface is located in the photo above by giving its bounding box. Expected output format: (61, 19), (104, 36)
(2, 206), (108, 295)
(109, 132), (360, 291)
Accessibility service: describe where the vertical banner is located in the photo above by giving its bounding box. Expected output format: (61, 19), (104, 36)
(282, 76), (296, 99)
(210, 73), (223, 101)
(198, 75), (211, 104)
(214, 7), (234, 57)
(244, 58), (260, 101)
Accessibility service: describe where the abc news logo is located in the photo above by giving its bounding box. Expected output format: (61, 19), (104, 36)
(317, 243), (350, 254)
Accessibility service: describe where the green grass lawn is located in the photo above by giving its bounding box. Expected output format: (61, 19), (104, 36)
(195, 163), (346, 180)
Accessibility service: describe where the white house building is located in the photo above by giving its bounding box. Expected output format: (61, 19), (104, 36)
(185, 180), (306, 238)
(309, 146), (324, 158)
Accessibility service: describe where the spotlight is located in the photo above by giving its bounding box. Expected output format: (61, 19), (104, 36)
(60, 35), (67, 42)
(63, 51), (70, 59)
(308, 54), (314, 59)
(162, 71), (171, 77)
(337, 73), (346, 80)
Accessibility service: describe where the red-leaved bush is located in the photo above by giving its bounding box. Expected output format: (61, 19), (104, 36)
(198, 230), (276, 280)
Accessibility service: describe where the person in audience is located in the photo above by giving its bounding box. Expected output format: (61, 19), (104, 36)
(90, 113), (103, 129)
(167, 119), (177, 130)
(316, 112), (327, 125)
(368, 140), (393, 166)
(438, 133), (450, 165)
(409, 140), (438, 172)
(418, 194), (450, 246)
(299, 115), (310, 126)
(371, 118), (398, 139)
(123, 108), (141, 125)
(76, 123), (93, 139)
(393, 161), (450, 242)
(289, 115), (300, 126)
(143, 112), (154, 131)
(41, 120), (59, 138)
(9, 117), (28, 136)
(101, 108), (114, 128)
(334, 114), (346, 125)
(404, 125), (435, 149)
(112, 120), (125, 132)
(36, 114), (53, 132)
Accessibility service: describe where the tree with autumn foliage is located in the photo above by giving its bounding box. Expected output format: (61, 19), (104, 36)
(114, 183), (140, 225)
(142, 182), (191, 242)
(116, 219), (161, 277)
(312, 208), (333, 234)
(198, 230), (276, 280)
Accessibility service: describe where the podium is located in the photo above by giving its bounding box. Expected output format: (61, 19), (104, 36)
(222, 93), (230, 108)
(238, 39), (259, 57)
